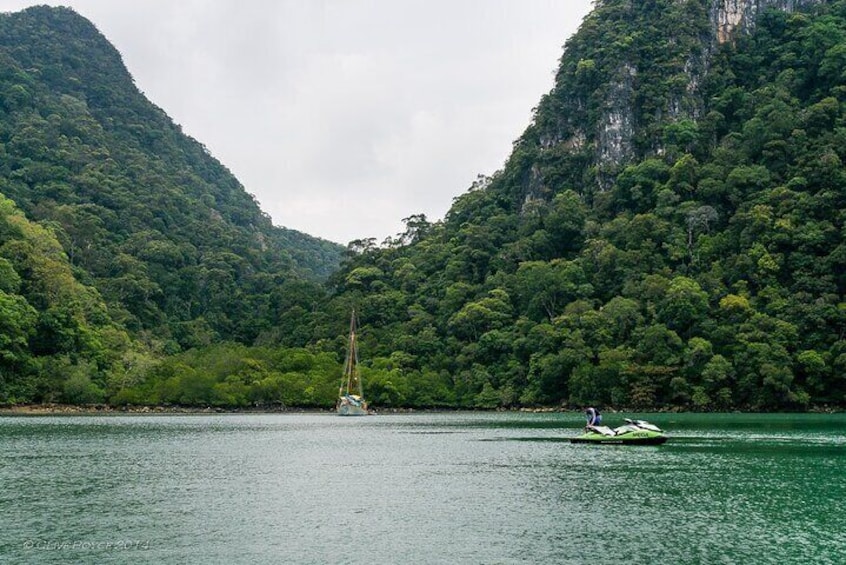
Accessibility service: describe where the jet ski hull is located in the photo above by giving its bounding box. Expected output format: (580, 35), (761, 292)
(570, 433), (668, 445)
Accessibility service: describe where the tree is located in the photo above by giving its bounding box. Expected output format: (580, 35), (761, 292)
(448, 289), (513, 341)
(657, 276), (709, 337)
(513, 260), (592, 322)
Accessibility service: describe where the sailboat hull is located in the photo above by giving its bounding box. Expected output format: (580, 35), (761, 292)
(337, 404), (368, 416)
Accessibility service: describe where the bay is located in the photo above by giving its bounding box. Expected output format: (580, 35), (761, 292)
(0, 412), (844, 564)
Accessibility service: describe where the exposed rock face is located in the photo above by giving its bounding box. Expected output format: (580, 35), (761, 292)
(520, 0), (826, 206)
(711, 0), (823, 43)
(591, 0), (823, 189)
(597, 63), (637, 191)
(522, 164), (549, 210)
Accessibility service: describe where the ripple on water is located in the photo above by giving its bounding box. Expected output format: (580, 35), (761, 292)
(0, 412), (844, 564)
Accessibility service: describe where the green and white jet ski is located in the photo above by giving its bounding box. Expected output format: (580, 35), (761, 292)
(571, 419), (668, 445)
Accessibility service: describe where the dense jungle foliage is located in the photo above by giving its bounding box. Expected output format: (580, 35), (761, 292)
(0, 7), (344, 403)
(318, 0), (846, 411)
(1, 2), (845, 410)
(0, 6), (344, 403)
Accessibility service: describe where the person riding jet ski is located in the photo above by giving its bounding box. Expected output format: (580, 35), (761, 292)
(585, 407), (602, 428)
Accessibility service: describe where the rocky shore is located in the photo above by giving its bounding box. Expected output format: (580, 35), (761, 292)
(0, 403), (312, 415)
(0, 403), (840, 415)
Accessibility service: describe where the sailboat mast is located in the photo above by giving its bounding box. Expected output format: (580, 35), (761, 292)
(350, 309), (362, 398)
(340, 309), (362, 397)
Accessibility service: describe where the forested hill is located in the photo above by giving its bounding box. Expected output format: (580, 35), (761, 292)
(0, 5), (342, 350)
(3, 2), (845, 411)
(326, 0), (846, 411)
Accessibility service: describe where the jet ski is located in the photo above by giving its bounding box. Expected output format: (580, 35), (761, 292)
(571, 418), (668, 445)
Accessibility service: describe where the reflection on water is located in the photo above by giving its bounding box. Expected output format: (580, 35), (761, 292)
(1, 412), (844, 564)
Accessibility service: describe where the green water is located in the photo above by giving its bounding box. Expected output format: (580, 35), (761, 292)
(0, 412), (843, 564)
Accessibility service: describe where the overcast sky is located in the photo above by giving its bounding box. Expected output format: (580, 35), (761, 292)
(0, 0), (593, 244)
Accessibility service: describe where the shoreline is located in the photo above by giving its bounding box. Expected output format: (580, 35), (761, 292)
(0, 403), (841, 415)
(0, 403), (327, 415)
(0, 404), (561, 416)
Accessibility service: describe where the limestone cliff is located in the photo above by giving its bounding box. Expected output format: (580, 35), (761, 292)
(518, 0), (826, 205)
(711, 0), (823, 43)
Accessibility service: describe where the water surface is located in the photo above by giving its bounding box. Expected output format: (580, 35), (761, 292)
(1, 412), (843, 564)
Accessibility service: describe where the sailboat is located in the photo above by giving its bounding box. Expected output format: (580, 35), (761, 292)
(336, 309), (369, 416)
